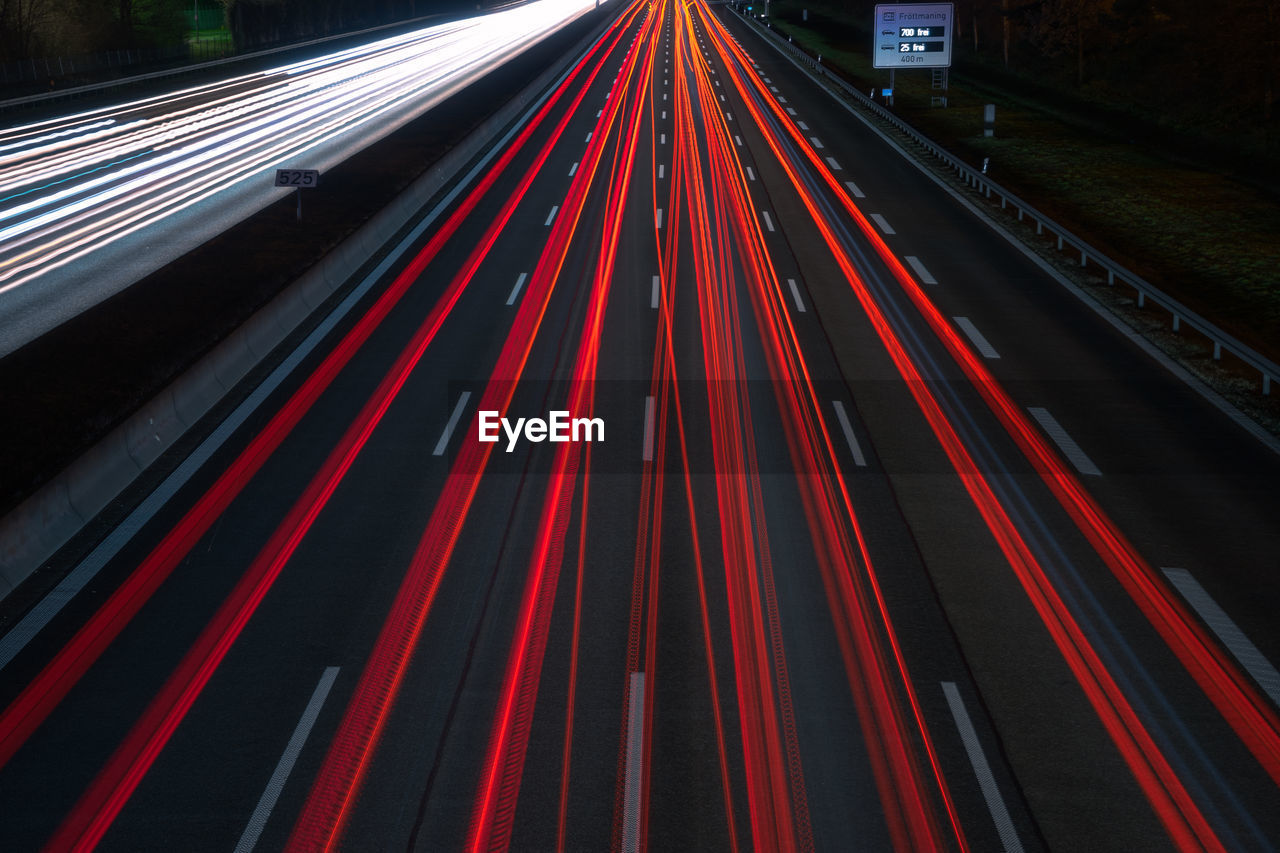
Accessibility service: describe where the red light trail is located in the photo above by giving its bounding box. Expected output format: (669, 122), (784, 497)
(693, 4), (1246, 847)
(6, 0), (1274, 850)
(28, 6), (646, 850)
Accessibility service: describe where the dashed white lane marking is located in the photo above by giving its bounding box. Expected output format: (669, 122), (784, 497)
(762, 211), (775, 232)
(735, 135), (743, 146)
(506, 272), (528, 306)
(585, 131), (592, 142)
(727, 111), (733, 121)
(656, 208), (664, 229)
(659, 164), (665, 179)
(941, 682), (1026, 853)
(642, 399), (656, 461)
(770, 85), (779, 93)
(663, 93), (668, 100)
(621, 672), (646, 852)
(904, 255), (936, 284)
(870, 213), (895, 235)
(954, 317), (1001, 359)
(433, 391), (472, 456)
(662, 110), (667, 118)
(826, 156), (842, 170)
(569, 161), (578, 177)
(810, 136), (824, 149)
(798, 121), (809, 130)
(235, 667), (340, 853)
(786, 107), (797, 115)
(1162, 568), (1280, 708)
(778, 96), (788, 103)
(545, 205), (559, 226)
(651, 275), (660, 310)
(786, 278), (806, 313)
(844, 180), (865, 198)
(832, 401), (867, 466)
(661, 133), (666, 144)
(764, 77), (772, 83)
(720, 94), (726, 101)
(1028, 407), (1102, 476)
(746, 166), (756, 181)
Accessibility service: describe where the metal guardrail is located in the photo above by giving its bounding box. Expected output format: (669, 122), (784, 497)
(737, 9), (1278, 396)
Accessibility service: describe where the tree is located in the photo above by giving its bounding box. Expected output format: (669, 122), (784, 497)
(1237, 0), (1280, 121)
(0, 0), (53, 60)
(1030, 0), (1114, 84)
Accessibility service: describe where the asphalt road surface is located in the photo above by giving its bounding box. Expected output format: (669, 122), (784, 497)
(2, 0), (1279, 850)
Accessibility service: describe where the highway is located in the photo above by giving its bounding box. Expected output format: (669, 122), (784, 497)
(0, 0), (600, 356)
(2, 0), (1280, 849)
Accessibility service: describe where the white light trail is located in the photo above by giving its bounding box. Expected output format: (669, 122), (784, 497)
(0, 0), (603, 337)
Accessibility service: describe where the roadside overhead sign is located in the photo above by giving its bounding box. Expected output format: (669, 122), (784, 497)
(873, 4), (953, 69)
(274, 168), (320, 187)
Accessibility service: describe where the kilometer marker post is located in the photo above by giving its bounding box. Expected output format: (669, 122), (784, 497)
(275, 168), (320, 221)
